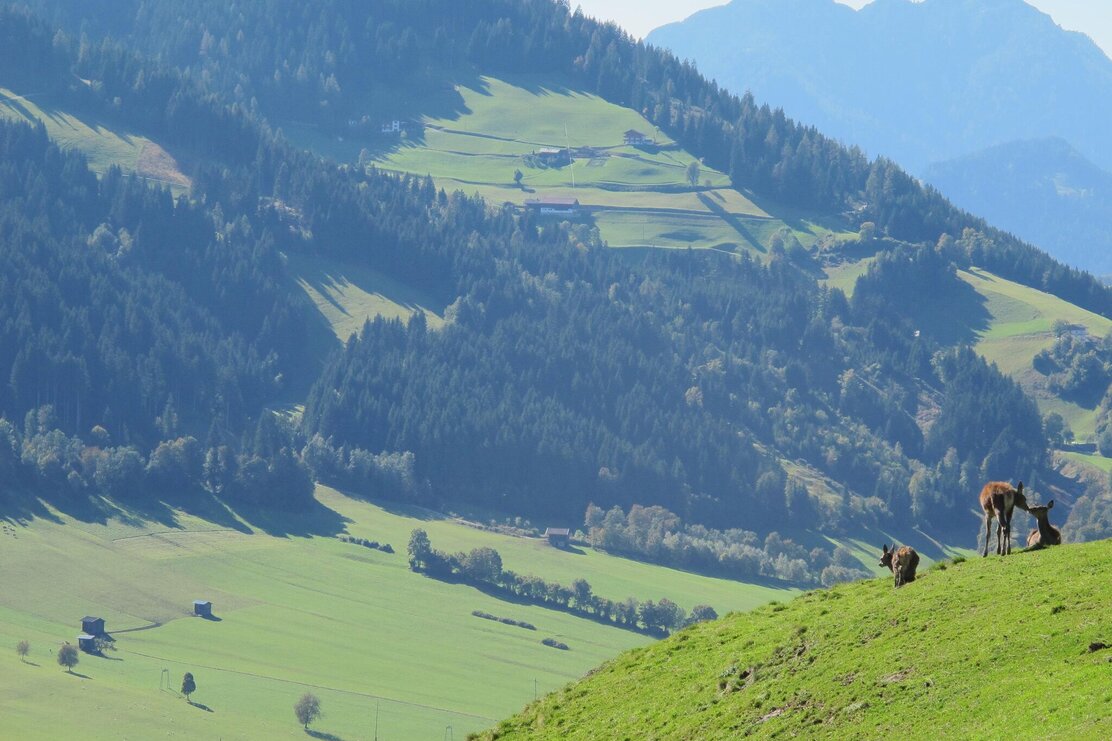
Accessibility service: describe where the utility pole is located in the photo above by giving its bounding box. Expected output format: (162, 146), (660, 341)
(374, 701), (379, 741)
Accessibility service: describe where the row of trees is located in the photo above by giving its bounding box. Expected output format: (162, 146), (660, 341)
(583, 503), (870, 587)
(407, 530), (715, 634)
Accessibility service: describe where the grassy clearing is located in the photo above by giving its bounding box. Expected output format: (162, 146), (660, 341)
(481, 540), (1112, 739)
(593, 210), (777, 252)
(1062, 451), (1112, 474)
(959, 268), (1112, 439)
(282, 73), (848, 254)
(821, 256), (875, 297)
(284, 251), (445, 341)
(0, 486), (788, 739)
(0, 87), (189, 191)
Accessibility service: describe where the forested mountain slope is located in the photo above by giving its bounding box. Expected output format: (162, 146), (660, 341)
(2, 1), (1111, 558)
(647, 0), (1112, 275)
(925, 138), (1112, 277)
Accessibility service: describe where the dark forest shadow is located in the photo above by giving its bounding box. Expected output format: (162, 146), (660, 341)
(232, 496), (351, 538)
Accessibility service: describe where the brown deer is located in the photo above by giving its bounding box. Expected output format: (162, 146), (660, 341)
(979, 481), (1029, 557)
(880, 544), (920, 588)
(1025, 500), (1062, 550)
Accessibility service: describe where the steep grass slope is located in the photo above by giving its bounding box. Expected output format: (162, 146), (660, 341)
(480, 541), (1112, 739)
(0, 87), (189, 191)
(0, 486), (791, 739)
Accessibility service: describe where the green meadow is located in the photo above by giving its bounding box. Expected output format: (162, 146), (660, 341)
(481, 540), (1112, 739)
(285, 251), (446, 341)
(282, 74), (843, 256)
(823, 257), (1112, 443)
(959, 268), (1112, 441)
(0, 87), (189, 191)
(0, 486), (791, 739)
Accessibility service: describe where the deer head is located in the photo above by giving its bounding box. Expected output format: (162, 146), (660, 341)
(1028, 499), (1054, 520)
(879, 544), (894, 570)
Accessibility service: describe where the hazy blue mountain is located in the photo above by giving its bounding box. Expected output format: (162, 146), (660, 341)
(648, 0), (1112, 171)
(648, 0), (1112, 273)
(925, 138), (1112, 278)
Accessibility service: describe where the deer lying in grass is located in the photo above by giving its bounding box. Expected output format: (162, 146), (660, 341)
(880, 544), (920, 588)
(979, 481), (1028, 557)
(1025, 500), (1062, 550)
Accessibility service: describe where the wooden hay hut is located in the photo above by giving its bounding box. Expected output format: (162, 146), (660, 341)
(544, 527), (571, 548)
(81, 616), (105, 635)
(193, 600), (213, 618)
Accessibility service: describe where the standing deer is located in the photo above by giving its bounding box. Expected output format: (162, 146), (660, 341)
(979, 481), (1029, 557)
(880, 544), (920, 588)
(1025, 500), (1062, 550)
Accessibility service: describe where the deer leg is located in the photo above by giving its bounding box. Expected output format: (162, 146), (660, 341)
(1002, 509), (1013, 555)
(982, 512), (993, 557)
(1000, 507), (1009, 554)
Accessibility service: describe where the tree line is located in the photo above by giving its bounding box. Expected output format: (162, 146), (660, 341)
(583, 504), (870, 588)
(406, 529), (716, 635)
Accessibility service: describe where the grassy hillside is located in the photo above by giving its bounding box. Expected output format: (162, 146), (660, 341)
(0, 486), (791, 739)
(480, 540), (1112, 740)
(0, 87), (189, 191)
(959, 268), (1112, 442)
(285, 251), (446, 341)
(284, 75), (852, 254)
(823, 255), (1112, 443)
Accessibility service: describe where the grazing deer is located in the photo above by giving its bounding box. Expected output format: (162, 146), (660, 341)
(1026, 500), (1062, 550)
(979, 481), (1029, 557)
(880, 544), (920, 588)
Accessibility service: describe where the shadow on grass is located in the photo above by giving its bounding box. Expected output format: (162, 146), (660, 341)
(306, 729), (345, 741)
(66, 671), (92, 680)
(697, 192), (765, 252)
(188, 701), (215, 713)
(234, 496), (352, 538)
(200, 614), (224, 622)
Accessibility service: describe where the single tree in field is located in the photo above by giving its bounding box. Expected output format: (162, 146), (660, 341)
(294, 692), (322, 729)
(513, 169), (524, 188)
(16, 639), (30, 662)
(686, 160), (701, 187)
(181, 672), (196, 702)
(408, 528), (432, 570)
(57, 643), (79, 673)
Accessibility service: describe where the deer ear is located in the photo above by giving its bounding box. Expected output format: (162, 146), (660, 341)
(1017, 481), (1024, 493)
(1047, 500), (1054, 509)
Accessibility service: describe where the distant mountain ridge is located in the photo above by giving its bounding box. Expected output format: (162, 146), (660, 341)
(648, 0), (1112, 274)
(649, 0), (1112, 172)
(926, 138), (1112, 277)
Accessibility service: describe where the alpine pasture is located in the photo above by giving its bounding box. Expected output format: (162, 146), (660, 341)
(0, 486), (791, 739)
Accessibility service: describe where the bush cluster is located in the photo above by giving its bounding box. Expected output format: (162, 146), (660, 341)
(471, 611), (536, 631)
(338, 534), (394, 554)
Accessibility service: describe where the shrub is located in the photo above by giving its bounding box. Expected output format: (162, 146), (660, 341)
(541, 638), (569, 650)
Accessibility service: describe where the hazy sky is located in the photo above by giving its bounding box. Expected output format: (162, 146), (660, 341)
(575, 0), (1112, 58)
